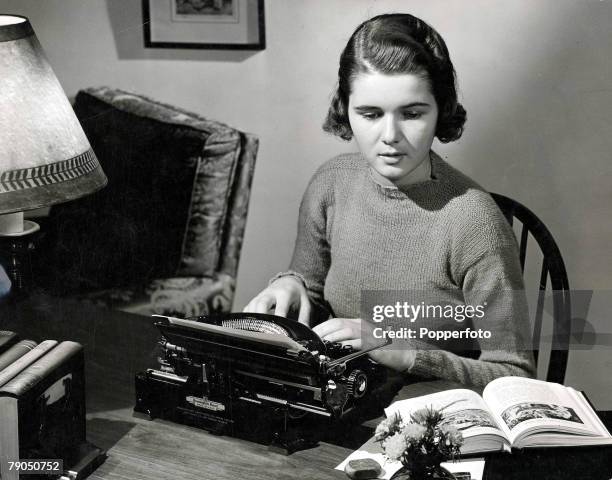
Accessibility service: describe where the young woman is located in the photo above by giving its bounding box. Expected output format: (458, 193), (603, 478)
(244, 13), (534, 388)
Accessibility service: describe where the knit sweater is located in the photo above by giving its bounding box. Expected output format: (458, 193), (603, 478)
(283, 151), (535, 388)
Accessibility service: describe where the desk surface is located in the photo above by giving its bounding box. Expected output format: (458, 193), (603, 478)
(1, 295), (611, 480)
(0, 295), (360, 480)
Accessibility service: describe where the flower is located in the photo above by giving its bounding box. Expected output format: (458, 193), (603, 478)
(383, 433), (409, 461)
(374, 413), (402, 441)
(402, 423), (427, 442)
(411, 406), (444, 427)
(440, 425), (464, 447)
(377, 406), (464, 472)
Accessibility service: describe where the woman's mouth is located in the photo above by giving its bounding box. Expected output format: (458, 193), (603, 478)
(378, 152), (405, 163)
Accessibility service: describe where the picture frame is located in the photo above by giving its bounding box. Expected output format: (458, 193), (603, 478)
(143, 0), (265, 50)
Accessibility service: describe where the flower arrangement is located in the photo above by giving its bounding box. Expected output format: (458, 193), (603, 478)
(375, 406), (463, 479)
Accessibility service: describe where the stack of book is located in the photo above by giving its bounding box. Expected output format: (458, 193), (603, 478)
(0, 330), (105, 480)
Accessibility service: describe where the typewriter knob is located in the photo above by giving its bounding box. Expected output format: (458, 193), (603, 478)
(347, 370), (368, 399)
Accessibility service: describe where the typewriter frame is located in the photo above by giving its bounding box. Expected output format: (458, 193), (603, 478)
(134, 313), (389, 452)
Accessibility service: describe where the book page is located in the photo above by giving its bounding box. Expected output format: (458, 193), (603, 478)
(483, 377), (609, 445)
(385, 389), (507, 443)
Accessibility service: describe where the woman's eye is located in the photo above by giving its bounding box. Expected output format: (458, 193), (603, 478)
(360, 111), (381, 120)
(402, 110), (423, 120)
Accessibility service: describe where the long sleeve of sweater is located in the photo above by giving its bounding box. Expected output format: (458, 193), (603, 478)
(284, 168), (334, 322)
(409, 249), (536, 388)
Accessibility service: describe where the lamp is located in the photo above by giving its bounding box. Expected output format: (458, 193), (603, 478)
(0, 15), (107, 294)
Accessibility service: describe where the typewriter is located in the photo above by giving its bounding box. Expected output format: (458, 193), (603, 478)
(134, 313), (389, 452)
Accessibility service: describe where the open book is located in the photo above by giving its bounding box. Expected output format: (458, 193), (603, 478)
(385, 376), (612, 455)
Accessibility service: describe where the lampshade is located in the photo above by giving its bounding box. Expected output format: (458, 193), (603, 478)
(0, 15), (107, 216)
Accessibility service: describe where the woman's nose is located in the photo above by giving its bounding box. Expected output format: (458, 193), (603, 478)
(381, 116), (401, 144)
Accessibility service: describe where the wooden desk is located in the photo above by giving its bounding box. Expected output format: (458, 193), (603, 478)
(1, 295), (611, 480)
(0, 295), (358, 480)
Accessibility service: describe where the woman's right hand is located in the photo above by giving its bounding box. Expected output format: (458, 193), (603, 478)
(243, 276), (312, 325)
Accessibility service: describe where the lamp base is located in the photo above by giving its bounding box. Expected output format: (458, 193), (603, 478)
(0, 218), (41, 297)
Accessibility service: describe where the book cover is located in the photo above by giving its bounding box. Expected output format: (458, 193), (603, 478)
(0, 339), (37, 372)
(0, 331), (18, 354)
(0, 341), (87, 480)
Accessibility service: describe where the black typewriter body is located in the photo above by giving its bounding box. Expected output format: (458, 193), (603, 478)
(134, 313), (388, 452)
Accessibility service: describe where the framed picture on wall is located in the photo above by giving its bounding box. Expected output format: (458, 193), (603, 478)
(143, 0), (265, 50)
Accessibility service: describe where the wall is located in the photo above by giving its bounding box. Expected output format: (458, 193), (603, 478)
(2, 0), (611, 406)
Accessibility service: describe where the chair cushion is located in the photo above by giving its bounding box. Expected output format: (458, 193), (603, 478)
(39, 87), (243, 294)
(77, 273), (235, 318)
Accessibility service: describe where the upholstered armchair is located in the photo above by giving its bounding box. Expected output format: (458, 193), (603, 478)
(34, 87), (258, 318)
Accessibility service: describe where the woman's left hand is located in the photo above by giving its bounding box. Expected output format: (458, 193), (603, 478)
(313, 318), (416, 372)
(368, 347), (415, 372)
(312, 317), (363, 349)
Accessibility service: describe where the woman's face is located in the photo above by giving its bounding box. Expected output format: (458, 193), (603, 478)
(348, 71), (438, 187)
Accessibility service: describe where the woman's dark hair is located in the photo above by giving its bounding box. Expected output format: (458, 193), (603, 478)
(323, 13), (466, 143)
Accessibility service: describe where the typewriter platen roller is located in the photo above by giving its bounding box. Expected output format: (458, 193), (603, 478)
(134, 313), (389, 452)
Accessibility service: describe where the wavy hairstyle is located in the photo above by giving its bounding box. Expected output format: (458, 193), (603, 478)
(323, 14), (466, 143)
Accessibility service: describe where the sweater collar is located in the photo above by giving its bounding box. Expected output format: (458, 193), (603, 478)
(367, 150), (442, 198)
